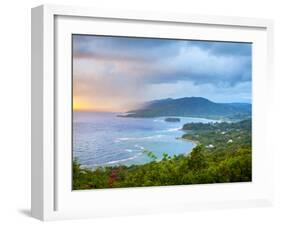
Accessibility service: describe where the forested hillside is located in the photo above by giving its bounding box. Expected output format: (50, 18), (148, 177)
(123, 97), (251, 120)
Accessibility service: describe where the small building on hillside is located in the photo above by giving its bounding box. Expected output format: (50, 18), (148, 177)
(227, 139), (233, 143)
(206, 144), (214, 149)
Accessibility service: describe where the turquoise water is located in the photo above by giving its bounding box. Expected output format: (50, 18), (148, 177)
(73, 112), (216, 168)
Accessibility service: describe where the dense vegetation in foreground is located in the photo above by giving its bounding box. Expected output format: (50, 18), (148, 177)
(73, 119), (252, 190)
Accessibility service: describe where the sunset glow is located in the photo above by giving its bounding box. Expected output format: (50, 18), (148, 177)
(73, 96), (129, 112)
(73, 96), (93, 111)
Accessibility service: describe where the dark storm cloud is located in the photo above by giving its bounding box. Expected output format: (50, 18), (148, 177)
(73, 35), (181, 62)
(73, 35), (251, 87)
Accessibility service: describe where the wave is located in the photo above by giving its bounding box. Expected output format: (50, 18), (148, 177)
(164, 127), (181, 132)
(115, 134), (164, 142)
(153, 119), (164, 123)
(125, 149), (134, 153)
(103, 152), (142, 165)
(134, 144), (145, 150)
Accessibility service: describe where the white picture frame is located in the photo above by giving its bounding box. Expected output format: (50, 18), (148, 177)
(31, 4), (274, 221)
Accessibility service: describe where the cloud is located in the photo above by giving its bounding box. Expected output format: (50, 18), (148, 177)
(185, 40), (252, 56)
(148, 44), (251, 86)
(73, 35), (181, 62)
(145, 81), (252, 103)
(73, 35), (252, 111)
(73, 35), (251, 86)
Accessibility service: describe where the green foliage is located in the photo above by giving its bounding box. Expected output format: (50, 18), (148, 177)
(182, 119), (251, 153)
(143, 149), (157, 161)
(188, 145), (207, 170)
(73, 119), (252, 190)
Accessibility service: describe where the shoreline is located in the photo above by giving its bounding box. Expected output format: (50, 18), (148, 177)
(176, 136), (199, 146)
(75, 114), (208, 169)
(176, 136), (199, 156)
(78, 134), (198, 170)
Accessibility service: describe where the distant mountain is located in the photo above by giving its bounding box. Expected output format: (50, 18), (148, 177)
(122, 97), (251, 119)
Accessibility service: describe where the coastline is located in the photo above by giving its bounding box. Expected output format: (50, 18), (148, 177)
(176, 136), (199, 146)
(176, 136), (199, 156)
(74, 113), (215, 168)
(79, 136), (197, 170)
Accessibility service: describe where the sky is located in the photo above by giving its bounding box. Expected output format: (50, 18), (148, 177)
(73, 34), (252, 112)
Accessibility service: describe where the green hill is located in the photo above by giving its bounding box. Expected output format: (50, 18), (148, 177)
(123, 97), (251, 120)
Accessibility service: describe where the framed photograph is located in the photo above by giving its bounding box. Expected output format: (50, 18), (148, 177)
(31, 4), (274, 221)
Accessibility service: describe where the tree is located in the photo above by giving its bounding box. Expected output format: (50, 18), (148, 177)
(188, 145), (207, 171)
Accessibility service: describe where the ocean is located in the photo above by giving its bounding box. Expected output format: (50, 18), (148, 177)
(73, 112), (216, 168)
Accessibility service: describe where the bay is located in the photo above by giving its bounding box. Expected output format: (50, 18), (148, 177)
(73, 112), (217, 168)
